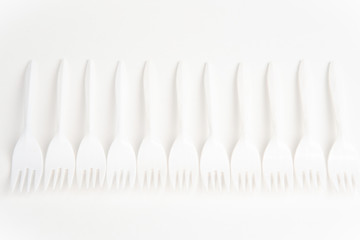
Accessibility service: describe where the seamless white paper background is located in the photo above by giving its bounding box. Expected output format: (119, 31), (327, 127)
(1, 0), (360, 239)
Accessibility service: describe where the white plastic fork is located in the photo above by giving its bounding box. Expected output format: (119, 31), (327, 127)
(200, 63), (230, 191)
(44, 59), (75, 190)
(10, 61), (43, 192)
(168, 62), (199, 191)
(262, 63), (294, 192)
(76, 60), (106, 189)
(106, 61), (136, 189)
(231, 63), (261, 191)
(294, 61), (326, 191)
(328, 62), (360, 192)
(137, 61), (167, 190)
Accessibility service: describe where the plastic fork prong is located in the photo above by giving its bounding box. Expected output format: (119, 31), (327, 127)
(10, 170), (20, 192)
(85, 170), (91, 189)
(184, 171), (190, 190)
(19, 170), (27, 192)
(248, 173), (254, 191)
(59, 169), (66, 189)
(52, 169), (60, 190)
(26, 169), (33, 192)
(120, 171), (127, 189)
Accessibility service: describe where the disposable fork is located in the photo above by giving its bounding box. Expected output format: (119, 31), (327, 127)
(294, 61), (326, 191)
(10, 61), (43, 192)
(200, 63), (230, 191)
(76, 60), (106, 188)
(137, 61), (167, 190)
(328, 62), (360, 192)
(44, 59), (75, 190)
(230, 63), (261, 191)
(168, 62), (199, 191)
(262, 63), (294, 192)
(106, 61), (136, 189)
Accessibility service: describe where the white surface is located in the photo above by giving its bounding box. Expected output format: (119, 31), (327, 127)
(1, 0), (360, 239)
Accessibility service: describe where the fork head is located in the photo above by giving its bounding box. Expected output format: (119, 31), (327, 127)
(10, 134), (43, 192)
(294, 137), (327, 191)
(137, 137), (167, 190)
(328, 139), (359, 192)
(263, 139), (294, 192)
(106, 137), (136, 189)
(169, 137), (199, 191)
(44, 134), (75, 190)
(76, 135), (106, 189)
(200, 137), (230, 191)
(231, 139), (261, 192)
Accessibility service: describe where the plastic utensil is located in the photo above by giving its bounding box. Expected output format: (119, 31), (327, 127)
(76, 60), (106, 188)
(328, 62), (359, 192)
(200, 63), (230, 191)
(262, 63), (293, 192)
(44, 59), (75, 190)
(137, 61), (167, 190)
(294, 61), (326, 191)
(106, 61), (136, 189)
(230, 63), (261, 191)
(10, 61), (43, 192)
(168, 62), (199, 190)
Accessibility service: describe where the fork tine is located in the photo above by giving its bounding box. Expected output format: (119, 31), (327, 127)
(10, 170), (21, 192)
(178, 171), (184, 189)
(340, 173), (346, 191)
(184, 171), (190, 190)
(59, 169), (66, 189)
(248, 173), (254, 192)
(351, 174), (357, 192)
(269, 173), (275, 192)
(19, 169), (27, 192)
(312, 172), (318, 189)
(91, 169), (96, 188)
(279, 173), (286, 191)
(146, 171), (151, 189)
(26, 169), (34, 192)
(115, 171), (121, 189)
(52, 169), (59, 190)
(121, 171), (127, 189)
(215, 172), (220, 191)
(85, 170), (90, 189)
(240, 172), (246, 191)
(203, 173), (209, 190)
(210, 172), (216, 190)
(159, 172), (165, 189)
(154, 170), (160, 189)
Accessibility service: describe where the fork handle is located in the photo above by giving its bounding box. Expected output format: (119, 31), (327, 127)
(328, 62), (345, 139)
(236, 63), (250, 140)
(266, 63), (282, 139)
(56, 59), (66, 135)
(144, 61), (154, 137)
(176, 62), (186, 137)
(24, 61), (36, 135)
(204, 63), (215, 137)
(298, 61), (315, 138)
(85, 60), (94, 135)
(115, 61), (126, 139)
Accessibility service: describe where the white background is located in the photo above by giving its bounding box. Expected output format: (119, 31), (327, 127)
(1, 0), (360, 239)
